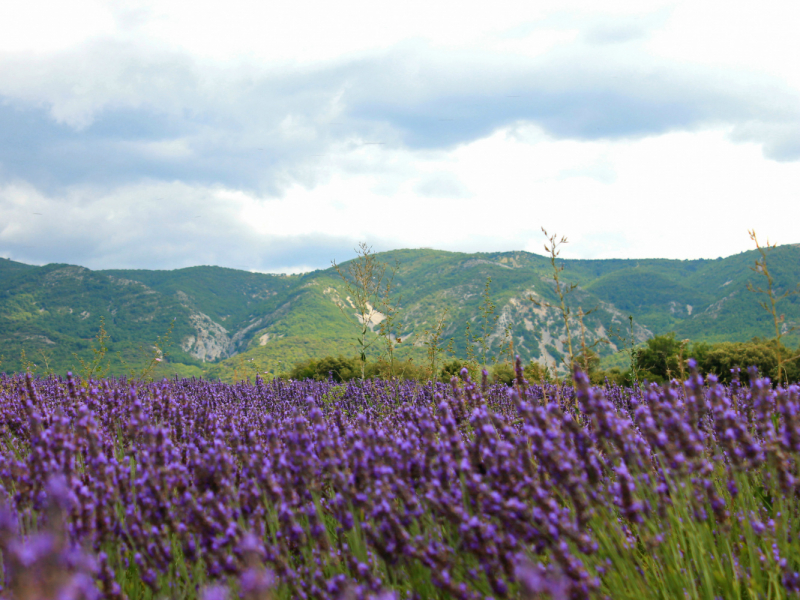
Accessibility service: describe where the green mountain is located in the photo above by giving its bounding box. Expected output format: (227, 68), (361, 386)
(1, 244), (798, 379)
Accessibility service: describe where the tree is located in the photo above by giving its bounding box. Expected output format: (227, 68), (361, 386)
(439, 358), (471, 383)
(575, 306), (607, 376)
(376, 258), (402, 379)
(289, 356), (359, 382)
(491, 362), (515, 386)
(699, 340), (778, 384)
(475, 277), (499, 368)
(523, 361), (553, 384)
(636, 332), (683, 382)
(607, 316), (641, 386)
(571, 346), (601, 378)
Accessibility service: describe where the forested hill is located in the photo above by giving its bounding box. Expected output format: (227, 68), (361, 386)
(1, 244), (798, 378)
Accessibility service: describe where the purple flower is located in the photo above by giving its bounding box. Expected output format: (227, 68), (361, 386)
(514, 558), (570, 599)
(200, 584), (230, 600)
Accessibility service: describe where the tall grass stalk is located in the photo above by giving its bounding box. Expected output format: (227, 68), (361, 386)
(530, 228), (578, 376)
(747, 230), (800, 384)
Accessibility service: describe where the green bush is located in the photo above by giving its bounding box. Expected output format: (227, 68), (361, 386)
(635, 333), (684, 382)
(698, 338), (800, 384)
(523, 361), (553, 383)
(491, 362), (515, 386)
(632, 333), (800, 385)
(590, 366), (628, 386)
(288, 355), (359, 382)
(284, 337), (800, 386)
(366, 358), (429, 381)
(289, 355), (434, 382)
(439, 358), (473, 383)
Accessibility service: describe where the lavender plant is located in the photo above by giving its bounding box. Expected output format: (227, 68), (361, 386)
(1, 363), (799, 599)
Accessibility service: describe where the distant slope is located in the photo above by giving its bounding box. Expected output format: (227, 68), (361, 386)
(99, 266), (298, 326)
(0, 263), (197, 374)
(1, 245), (798, 378)
(582, 264), (712, 332)
(208, 245), (800, 379)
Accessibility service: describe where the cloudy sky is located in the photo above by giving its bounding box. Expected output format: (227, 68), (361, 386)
(0, 0), (798, 272)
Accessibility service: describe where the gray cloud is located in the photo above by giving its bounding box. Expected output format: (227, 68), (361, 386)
(0, 35), (799, 271)
(0, 179), (403, 272)
(730, 121), (800, 162)
(0, 37), (797, 196)
(348, 43), (800, 152)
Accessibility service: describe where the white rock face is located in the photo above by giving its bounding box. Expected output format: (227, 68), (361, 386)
(181, 312), (232, 362)
(258, 331), (285, 346)
(44, 266), (86, 283)
(704, 292), (737, 319)
(355, 302), (386, 331)
(180, 311), (267, 361)
(231, 318), (264, 346)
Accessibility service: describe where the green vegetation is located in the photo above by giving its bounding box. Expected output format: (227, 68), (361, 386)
(2, 243), (799, 382)
(641, 335), (800, 384)
(286, 333), (800, 387)
(287, 355), (430, 382)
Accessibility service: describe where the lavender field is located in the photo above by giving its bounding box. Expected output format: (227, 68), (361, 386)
(1, 364), (799, 599)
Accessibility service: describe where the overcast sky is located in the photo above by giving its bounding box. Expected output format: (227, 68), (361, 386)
(0, 0), (798, 272)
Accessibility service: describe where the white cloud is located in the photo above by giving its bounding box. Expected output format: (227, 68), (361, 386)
(1, 125), (798, 270)
(646, 1), (800, 89)
(0, 0), (798, 270)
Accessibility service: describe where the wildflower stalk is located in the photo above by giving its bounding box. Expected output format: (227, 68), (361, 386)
(423, 308), (451, 381)
(576, 306), (607, 377)
(73, 316), (111, 384)
(332, 242), (389, 379)
(377, 258), (402, 379)
(747, 230), (800, 384)
(476, 276), (498, 368)
(530, 228), (578, 376)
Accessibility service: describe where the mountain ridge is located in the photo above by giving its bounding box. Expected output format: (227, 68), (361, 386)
(1, 245), (798, 378)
